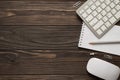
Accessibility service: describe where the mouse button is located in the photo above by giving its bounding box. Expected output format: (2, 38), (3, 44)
(87, 58), (120, 80)
(111, 67), (120, 80)
(86, 58), (106, 78)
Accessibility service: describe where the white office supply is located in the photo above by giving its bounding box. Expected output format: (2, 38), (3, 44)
(87, 58), (120, 80)
(78, 23), (120, 56)
(76, 0), (120, 38)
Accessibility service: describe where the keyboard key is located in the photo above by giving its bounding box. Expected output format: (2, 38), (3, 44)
(86, 8), (92, 14)
(101, 25), (107, 31)
(103, 16), (108, 22)
(115, 5), (120, 11)
(94, 20), (104, 30)
(79, 9), (84, 14)
(92, 0), (97, 2)
(86, 15), (94, 22)
(82, 12), (87, 18)
(111, 9), (117, 14)
(105, 6), (111, 12)
(97, 29), (103, 35)
(97, 7), (102, 12)
(101, 3), (107, 9)
(89, 18), (98, 26)
(91, 5), (96, 10)
(95, 1), (100, 6)
(114, 0), (119, 4)
(84, 5), (89, 10)
(115, 11), (120, 19)
(100, 0), (104, 2)
(110, 2), (115, 8)
(105, 21), (111, 28)
(109, 17), (116, 24)
(89, 1), (93, 6)
(105, 0), (111, 5)
(107, 12), (112, 18)
(101, 10), (107, 16)
(97, 14), (102, 19)
(92, 11), (98, 16)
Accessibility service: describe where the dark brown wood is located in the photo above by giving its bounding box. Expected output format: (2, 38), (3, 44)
(0, 50), (119, 75)
(0, 1), (83, 25)
(0, 50), (120, 62)
(0, 25), (81, 49)
(0, 75), (101, 80)
(0, 0), (120, 80)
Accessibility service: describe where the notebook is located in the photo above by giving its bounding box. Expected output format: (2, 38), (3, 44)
(78, 23), (120, 56)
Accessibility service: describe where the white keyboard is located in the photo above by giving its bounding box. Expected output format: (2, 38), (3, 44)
(76, 0), (120, 38)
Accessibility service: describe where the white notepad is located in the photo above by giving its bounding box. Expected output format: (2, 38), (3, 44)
(78, 23), (120, 56)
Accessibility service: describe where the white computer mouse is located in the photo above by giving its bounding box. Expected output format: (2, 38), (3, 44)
(87, 58), (120, 80)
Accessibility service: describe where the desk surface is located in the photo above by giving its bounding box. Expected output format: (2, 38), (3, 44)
(0, 0), (120, 80)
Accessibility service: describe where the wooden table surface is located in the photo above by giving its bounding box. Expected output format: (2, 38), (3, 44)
(0, 0), (120, 80)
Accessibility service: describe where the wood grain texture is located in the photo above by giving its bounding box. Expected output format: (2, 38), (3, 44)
(0, 1), (83, 25)
(0, 75), (101, 80)
(0, 25), (81, 49)
(0, 50), (120, 62)
(0, 50), (119, 75)
(0, 0), (120, 80)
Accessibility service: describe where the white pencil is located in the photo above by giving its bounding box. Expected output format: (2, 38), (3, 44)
(89, 41), (120, 45)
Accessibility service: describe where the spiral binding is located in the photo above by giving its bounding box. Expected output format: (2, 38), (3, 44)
(79, 23), (86, 46)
